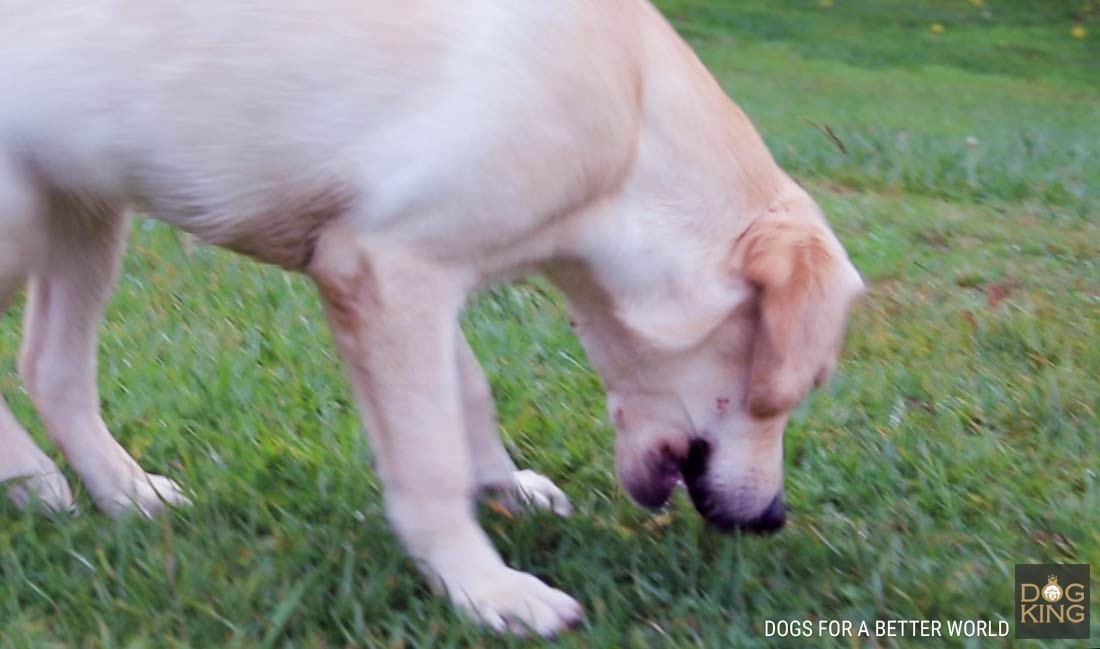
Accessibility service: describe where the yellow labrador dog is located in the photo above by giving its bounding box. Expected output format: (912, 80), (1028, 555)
(0, 0), (863, 636)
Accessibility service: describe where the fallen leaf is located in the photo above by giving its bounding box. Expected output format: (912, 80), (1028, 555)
(644, 513), (675, 531)
(486, 499), (514, 519)
(986, 278), (1019, 307)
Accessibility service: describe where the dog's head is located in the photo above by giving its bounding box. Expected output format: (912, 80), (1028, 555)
(566, 184), (863, 533)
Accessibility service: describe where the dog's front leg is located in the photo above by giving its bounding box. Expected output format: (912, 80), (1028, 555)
(456, 334), (571, 517)
(310, 231), (582, 636)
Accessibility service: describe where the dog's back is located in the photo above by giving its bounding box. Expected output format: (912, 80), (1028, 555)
(1, 0), (642, 270)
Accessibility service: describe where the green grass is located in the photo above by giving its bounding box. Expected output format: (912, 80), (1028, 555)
(2, 1), (1099, 646)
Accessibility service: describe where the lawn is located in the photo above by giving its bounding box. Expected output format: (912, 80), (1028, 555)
(2, 1), (1098, 647)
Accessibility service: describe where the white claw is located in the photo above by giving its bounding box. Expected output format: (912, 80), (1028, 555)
(95, 472), (191, 518)
(449, 566), (583, 637)
(513, 469), (573, 517)
(5, 470), (76, 513)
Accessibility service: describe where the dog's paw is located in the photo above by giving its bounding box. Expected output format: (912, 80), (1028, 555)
(5, 470), (76, 513)
(95, 472), (192, 518)
(451, 567), (583, 637)
(512, 469), (572, 517)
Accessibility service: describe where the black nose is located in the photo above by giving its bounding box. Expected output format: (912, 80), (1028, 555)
(738, 494), (786, 534)
(680, 440), (786, 534)
(698, 493), (786, 535)
(679, 438), (711, 484)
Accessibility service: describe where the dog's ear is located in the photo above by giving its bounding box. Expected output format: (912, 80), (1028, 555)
(735, 212), (863, 419)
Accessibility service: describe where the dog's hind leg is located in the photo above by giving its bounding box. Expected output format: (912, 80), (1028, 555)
(1, 277), (76, 511)
(457, 333), (571, 516)
(0, 159), (75, 511)
(19, 204), (190, 517)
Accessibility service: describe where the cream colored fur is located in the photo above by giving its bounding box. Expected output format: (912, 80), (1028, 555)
(0, 0), (862, 636)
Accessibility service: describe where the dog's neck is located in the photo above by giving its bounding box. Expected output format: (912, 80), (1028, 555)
(631, 1), (785, 227)
(543, 6), (790, 391)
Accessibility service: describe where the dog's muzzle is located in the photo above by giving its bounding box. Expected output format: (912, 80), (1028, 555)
(624, 438), (786, 534)
(681, 439), (785, 534)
